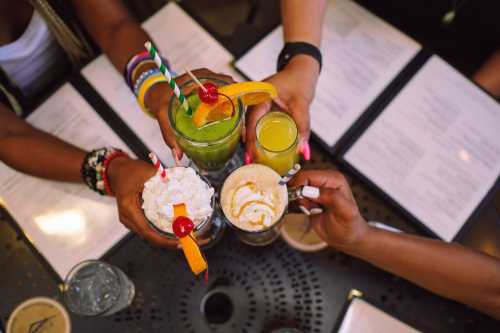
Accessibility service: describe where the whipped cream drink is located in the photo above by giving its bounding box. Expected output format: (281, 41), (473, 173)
(142, 167), (214, 234)
(221, 164), (288, 232)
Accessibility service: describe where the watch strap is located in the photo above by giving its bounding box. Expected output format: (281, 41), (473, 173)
(277, 42), (322, 72)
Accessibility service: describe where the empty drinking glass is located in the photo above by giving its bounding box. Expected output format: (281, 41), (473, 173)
(63, 260), (135, 316)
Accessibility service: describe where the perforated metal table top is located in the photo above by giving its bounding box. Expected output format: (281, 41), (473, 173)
(1, 144), (499, 332)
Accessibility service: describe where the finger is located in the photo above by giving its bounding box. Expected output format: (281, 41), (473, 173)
(289, 170), (349, 193)
(286, 99), (311, 160)
(310, 218), (328, 242)
(299, 139), (311, 161)
(176, 68), (234, 87)
(127, 193), (177, 248)
(192, 68), (234, 84)
(289, 171), (357, 215)
(241, 119), (246, 144)
(310, 187), (357, 220)
(290, 99), (311, 142)
(245, 100), (271, 163)
(157, 108), (183, 160)
(119, 215), (139, 234)
(292, 197), (320, 211)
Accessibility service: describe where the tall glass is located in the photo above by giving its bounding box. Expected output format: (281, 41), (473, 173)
(168, 78), (244, 172)
(63, 260), (135, 317)
(255, 111), (299, 176)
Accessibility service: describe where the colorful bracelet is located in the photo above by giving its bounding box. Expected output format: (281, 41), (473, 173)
(101, 151), (129, 196)
(136, 72), (168, 118)
(125, 51), (150, 87)
(133, 68), (160, 96)
(81, 147), (129, 196)
(125, 50), (171, 88)
(130, 59), (157, 85)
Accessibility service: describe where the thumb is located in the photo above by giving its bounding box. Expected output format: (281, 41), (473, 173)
(244, 101), (270, 164)
(287, 99), (311, 160)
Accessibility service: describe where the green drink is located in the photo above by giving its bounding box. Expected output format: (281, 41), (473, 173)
(168, 78), (243, 171)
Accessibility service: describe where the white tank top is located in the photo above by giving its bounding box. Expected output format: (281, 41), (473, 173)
(0, 10), (66, 99)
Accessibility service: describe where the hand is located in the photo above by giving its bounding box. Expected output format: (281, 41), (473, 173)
(145, 68), (234, 161)
(245, 55), (320, 164)
(288, 170), (369, 251)
(107, 157), (177, 248)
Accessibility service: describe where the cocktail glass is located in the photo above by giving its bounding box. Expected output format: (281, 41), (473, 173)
(168, 78), (244, 181)
(255, 111), (299, 176)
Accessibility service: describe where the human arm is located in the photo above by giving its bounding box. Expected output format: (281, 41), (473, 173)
(0, 103), (175, 247)
(245, 0), (327, 163)
(70, 0), (234, 159)
(0, 103), (85, 182)
(289, 170), (500, 319)
(473, 49), (500, 98)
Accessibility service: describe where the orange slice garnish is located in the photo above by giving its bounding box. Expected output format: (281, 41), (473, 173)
(193, 82), (277, 128)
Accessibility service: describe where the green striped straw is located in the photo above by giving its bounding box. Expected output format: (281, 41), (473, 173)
(144, 41), (193, 116)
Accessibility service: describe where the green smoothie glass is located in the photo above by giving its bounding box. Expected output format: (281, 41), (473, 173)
(168, 78), (244, 172)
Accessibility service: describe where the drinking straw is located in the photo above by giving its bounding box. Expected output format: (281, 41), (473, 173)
(185, 68), (207, 92)
(144, 41), (193, 116)
(279, 164), (301, 185)
(148, 152), (167, 180)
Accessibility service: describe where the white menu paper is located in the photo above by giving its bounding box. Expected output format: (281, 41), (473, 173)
(344, 56), (500, 241)
(339, 298), (420, 333)
(235, 0), (421, 147)
(0, 84), (130, 279)
(82, 2), (242, 166)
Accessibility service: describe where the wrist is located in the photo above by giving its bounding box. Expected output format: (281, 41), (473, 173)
(339, 221), (375, 257)
(283, 55), (320, 91)
(107, 156), (130, 195)
(285, 54), (321, 75)
(144, 81), (171, 116)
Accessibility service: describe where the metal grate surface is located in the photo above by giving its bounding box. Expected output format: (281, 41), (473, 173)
(103, 233), (328, 333)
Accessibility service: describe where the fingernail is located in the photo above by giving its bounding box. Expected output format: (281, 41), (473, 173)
(302, 186), (320, 199)
(244, 152), (252, 165)
(302, 142), (311, 161)
(310, 208), (324, 215)
(299, 205), (311, 216)
(174, 149), (184, 166)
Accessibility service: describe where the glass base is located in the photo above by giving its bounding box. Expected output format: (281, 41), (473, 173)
(190, 145), (244, 189)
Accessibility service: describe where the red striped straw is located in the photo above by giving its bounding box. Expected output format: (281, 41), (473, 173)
(148, 152), (167, 180)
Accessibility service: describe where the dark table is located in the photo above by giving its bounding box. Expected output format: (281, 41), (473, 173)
(1, 1), (499, 332)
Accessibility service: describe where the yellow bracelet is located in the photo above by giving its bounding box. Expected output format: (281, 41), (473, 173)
(130, 59), (156, 85)
(137, 73), (167, 118)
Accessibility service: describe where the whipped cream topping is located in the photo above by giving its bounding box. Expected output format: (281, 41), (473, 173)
(142, 167), (214, 234)
(221, 164), (288, 232)
(231, 182), (277, 227)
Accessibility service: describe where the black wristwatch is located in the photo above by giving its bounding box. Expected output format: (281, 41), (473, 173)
(277, 42), (322, 73)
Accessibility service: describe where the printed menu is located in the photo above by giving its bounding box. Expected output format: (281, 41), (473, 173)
(0, 84), (131, 279)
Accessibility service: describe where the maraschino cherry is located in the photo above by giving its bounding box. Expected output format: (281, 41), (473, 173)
(198, 82), (219, 104)
(172, 216), (194, 238)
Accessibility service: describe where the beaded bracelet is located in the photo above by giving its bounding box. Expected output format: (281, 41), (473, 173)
(81, 147), (129, 196)
(133, 68), (161, 96)
(130, 59), (157, 85)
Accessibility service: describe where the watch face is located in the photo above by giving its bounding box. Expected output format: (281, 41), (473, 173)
(7, 298), (70, 333)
